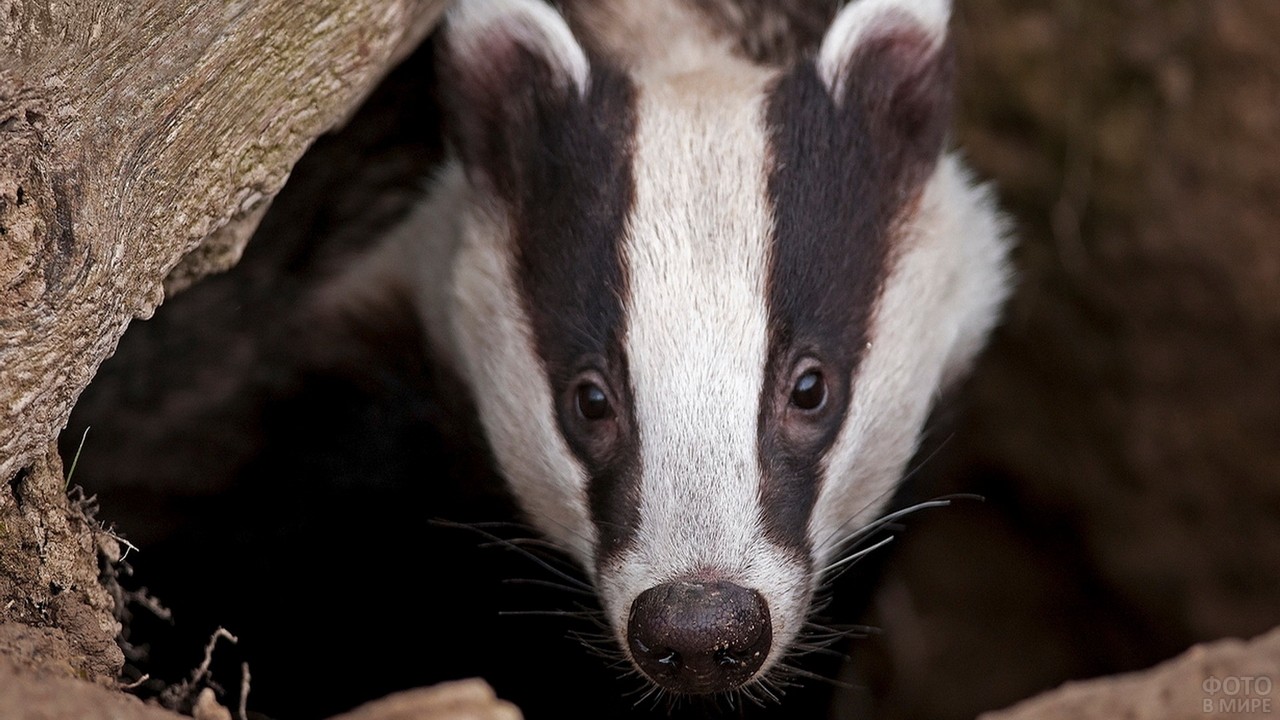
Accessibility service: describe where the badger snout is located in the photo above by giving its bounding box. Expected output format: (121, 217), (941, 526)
(625, 579), (772, 693)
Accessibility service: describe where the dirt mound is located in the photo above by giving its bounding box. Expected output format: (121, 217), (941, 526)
(984, 627), (1280, 720)
(0, 445), (122, 686)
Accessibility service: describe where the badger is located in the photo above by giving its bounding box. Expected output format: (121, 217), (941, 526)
(345, 0), (1012, 701)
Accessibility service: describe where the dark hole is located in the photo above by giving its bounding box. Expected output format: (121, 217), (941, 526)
(8, 467), (28, 510)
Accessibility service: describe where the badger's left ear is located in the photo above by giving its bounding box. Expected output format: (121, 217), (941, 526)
(816, 0), (955, 176)
(437, 0), (594, 199)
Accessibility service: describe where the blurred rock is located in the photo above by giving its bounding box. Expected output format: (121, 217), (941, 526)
(330, 680), (523, 720)
(982, 626), (1280, 720)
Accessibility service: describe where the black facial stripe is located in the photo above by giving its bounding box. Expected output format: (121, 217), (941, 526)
(475, 57), (642, 568)
(758, 34), (953, 557)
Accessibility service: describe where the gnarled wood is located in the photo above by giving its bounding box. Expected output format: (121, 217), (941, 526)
(0, 0), (448, 479)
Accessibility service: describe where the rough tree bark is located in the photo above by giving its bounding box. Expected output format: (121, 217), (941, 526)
(0, 0), (446, 706)
(1, 0), (447, 480)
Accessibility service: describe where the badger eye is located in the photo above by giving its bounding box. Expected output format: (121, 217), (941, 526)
(576, 382), (613, 421)
(790, 369), (826, 411)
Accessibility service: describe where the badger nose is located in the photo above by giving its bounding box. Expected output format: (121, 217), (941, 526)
(626, 580), (772, 693)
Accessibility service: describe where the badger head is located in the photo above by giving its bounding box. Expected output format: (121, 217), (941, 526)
(432, 0), (1011, 697)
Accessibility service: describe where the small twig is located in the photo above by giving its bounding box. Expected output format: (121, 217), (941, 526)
(120, 673), (151, 691)
(238, 662), (251, 720)
(65, 426), (91, 489)
(104, 529), (140, 561)
(158, 626), (241, 713)
(127, 587), (173, 622)
(194, 628), (239, 687)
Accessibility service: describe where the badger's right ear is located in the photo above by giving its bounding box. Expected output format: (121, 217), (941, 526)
(810, 0), (954, 188)
(438, 0), (591, 199)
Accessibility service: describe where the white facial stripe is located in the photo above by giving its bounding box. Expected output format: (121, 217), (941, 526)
(598, 69), (810, 674)
(567, 0), (742, 80)
(810, 155), (1012, 567)
(448, 201), (596, 565)
(625, 79), (770, 580)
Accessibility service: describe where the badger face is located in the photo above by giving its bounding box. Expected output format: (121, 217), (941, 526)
(434, 0), (1010, 697)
